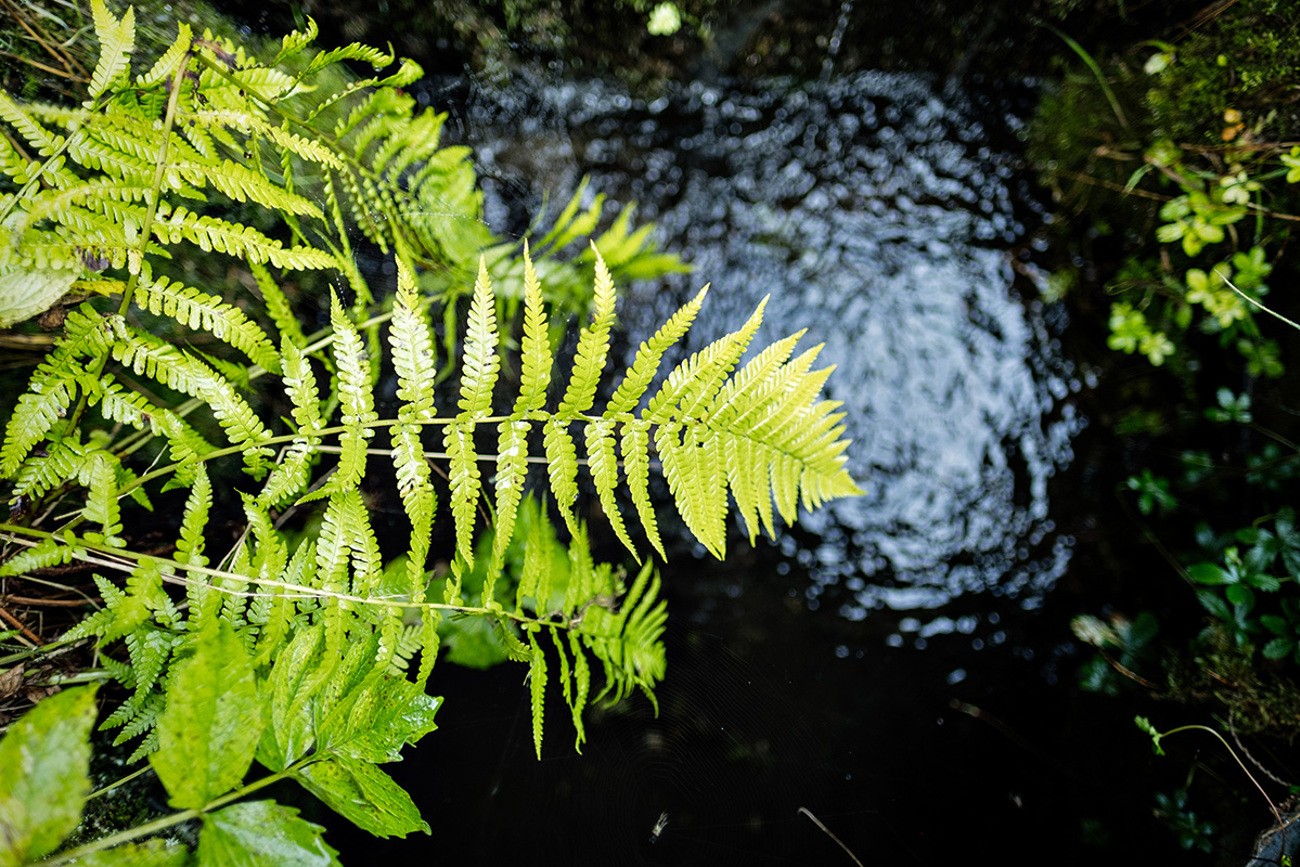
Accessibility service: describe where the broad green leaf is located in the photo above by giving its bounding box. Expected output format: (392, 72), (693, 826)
(258, 624), (329, 771)
(0, 263), (79, 328)
(314, 674), (441, 763)
(198, 800), (340, 867)
(151, 623), (264, 809)
(0, 686), (98, 866)
(294, 756), (429, 838)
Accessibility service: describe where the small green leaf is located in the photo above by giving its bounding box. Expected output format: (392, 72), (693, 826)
(0, 686), (98, 866)
(198, 800), (341, 867)
(1187, 562), (1230, 586)
(294, 756), (430, 838)
(151, 623), (265, 809)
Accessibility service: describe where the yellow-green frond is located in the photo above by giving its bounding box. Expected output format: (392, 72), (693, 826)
(605, 284), (708, 417)
(458, 256), (500, 418)
(514, 244), (553, 416)
(89, 0), (136, 100)
(557, 248), (616, 416)
(584, 419), (638, 562)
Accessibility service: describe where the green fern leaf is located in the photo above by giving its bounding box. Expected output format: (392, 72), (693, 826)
(272, 15), (319, 64)
(136, 271), (280, 372)
(605, 284), (708, 417)
(302, 294), (377, 501)
(557, 248), (616, 416)
(444, 420), (481, 567)
(249, 262), (306, 349)
(458, 257), (501, 417)
(136, 21), (193, 88)
(490, 419), (529, 573)
(153, 205), (335, 270)
(315, 492), (355, 655)
(89, 0), (136, 99)
(543, 418), (580, 536)
(514, 246), (554, 416)
(106, 318), (274, 474)
(0, 537), (79, 579)
(584, 419), (637, 561)
(81, 451), (125, 548)
(528, 630), (547, 759)
(1, 306), (104, 477)
(567, 629), (591, 749)
(204, 158), (322, 220)
(389, 258), (437, 589)
(656, 423), (726, 558)
(619, 419), (665, 560)
(304, 43), (395, 76)
(645, 297), (767, 426)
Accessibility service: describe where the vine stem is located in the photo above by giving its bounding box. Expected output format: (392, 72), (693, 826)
(1153, 723), (1283, 831)
(40, 764), (296, 866)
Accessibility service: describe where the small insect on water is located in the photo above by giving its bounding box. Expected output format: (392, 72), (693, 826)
(649, 811), (669, 844)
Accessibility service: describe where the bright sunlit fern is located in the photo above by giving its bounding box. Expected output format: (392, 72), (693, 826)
(0, 0), (858, 769)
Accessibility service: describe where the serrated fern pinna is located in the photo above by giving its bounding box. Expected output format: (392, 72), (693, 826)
(0, 0), (860, 851)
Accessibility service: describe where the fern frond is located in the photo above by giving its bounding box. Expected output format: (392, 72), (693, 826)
(257, 340), (321, 508)
(0, 537), (80, 578)
(567, 630), (591, 750)
(106, 318), (274, 474)
(315, 491), (355, 655)
(388, 260), (437, 587)
(606, 285), (709, 417)
(272, 15), (319, 64)
(584, 419), (637, 561)
(543, 418), (580, 537)
(514, 246), (554, 416)
(587, 562), (666, 714)
(261, 124), (345, 170)
(136, 21), (193, 88)
(619, 419), (665, 560)
(249, 262), (306, 349)
(656, 423), (727, 558)
(444, 421), (480, 567)
(304, 295), (376, 500)
(458, 257), (501, 417)
(528, 629), (547, 759)
(644, 297), (767, 425)
(490, 420), (529, 574)
(204, 158), (323, 219)
(556, 248), (615, 416)
(2, 307), (105, 461)
(88, 0), (136, 100)
(153, 205), (335, 270)
(136, 272), (280, 372)
(303, 42), (394, 76)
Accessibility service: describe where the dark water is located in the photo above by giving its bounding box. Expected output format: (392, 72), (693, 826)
(455, 70), (1080, 629)
(323, 69), (1192, 866)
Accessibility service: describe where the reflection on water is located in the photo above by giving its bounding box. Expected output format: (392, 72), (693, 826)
(447, 70), (1081, 617)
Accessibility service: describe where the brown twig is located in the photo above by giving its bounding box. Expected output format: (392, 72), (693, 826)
(0, 606), (42, 645)
(2, 594), (95, 608)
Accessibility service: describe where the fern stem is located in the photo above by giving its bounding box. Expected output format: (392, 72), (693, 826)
(62, 42), (192, 444)
(0, 524), (561, 626)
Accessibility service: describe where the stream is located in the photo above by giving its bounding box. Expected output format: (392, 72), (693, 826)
(325, 59), (1176, 865)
